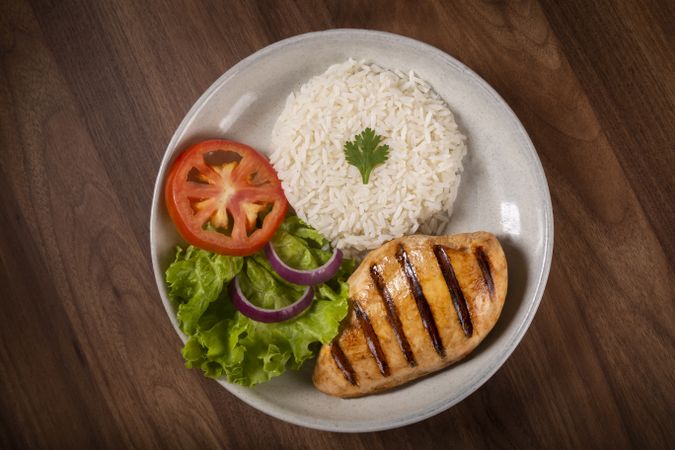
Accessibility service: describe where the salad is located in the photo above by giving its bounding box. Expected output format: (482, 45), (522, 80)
(163, 140), (355, 386)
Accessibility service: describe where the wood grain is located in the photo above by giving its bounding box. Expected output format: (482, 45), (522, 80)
(1, 0), (673, 448)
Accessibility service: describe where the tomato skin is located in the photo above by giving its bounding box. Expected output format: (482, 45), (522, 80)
(164, 140), (288, 256)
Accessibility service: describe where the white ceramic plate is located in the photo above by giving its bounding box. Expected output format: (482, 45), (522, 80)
(150, 29), (553, 432)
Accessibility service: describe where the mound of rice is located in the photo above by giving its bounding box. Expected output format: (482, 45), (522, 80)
(270, 59), (467, 256)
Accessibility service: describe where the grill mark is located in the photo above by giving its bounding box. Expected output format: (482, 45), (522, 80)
(433, 245), (473, 337)
(353, 301), (390, 376)
(370, 265), (417, 367)
(475, 247), (495, 296)
(396, 244), (446, 358)
(330, 341), (357, 386)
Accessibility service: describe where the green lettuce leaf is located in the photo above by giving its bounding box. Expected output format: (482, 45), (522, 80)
(165, 216), (354, 386)
(271, 216), (332, 269)
(183, 279), (349, 386)
(237, 254), (304, 310)
(165, 246), (242, 335)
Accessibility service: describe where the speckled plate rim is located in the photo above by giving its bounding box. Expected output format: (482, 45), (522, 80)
(150, 29), (554, 432)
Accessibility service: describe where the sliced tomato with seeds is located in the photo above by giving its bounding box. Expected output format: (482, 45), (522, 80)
(164, 140), (288, 256)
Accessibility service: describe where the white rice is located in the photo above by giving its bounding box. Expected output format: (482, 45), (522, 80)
(270, 59), (467, 256)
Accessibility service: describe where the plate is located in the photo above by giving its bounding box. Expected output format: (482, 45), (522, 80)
(150, 29), (553, 432)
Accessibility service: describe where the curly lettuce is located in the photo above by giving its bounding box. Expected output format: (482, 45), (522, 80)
(165, 246), (243, 335)
(165, 217), (352, 386)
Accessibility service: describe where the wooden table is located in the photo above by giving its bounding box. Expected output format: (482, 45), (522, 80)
(1, 0), (673, 448)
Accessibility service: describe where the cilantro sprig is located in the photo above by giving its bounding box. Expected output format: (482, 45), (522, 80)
(343, 128), (390, 184)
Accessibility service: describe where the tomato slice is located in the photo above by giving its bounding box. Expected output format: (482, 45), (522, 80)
(164, 140), (288, 256)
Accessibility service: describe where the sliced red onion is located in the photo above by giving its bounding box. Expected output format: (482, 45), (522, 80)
(264, 243), (343, 285)
(229, 275), (314, 323)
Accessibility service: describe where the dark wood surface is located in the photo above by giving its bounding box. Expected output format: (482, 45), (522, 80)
(1, 0), (673, 448)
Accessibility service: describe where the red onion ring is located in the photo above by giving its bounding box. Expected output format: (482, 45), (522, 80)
(229, 275), (314, 323)
(264, 243), (343, 285)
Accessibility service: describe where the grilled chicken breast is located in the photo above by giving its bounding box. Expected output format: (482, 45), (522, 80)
(313, 232), (507, 397)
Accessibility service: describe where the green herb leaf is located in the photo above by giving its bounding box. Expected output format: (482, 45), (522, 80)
(343, 128), (390, 184)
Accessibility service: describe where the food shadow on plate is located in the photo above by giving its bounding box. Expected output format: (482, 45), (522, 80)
(459, 236), (528, 362)
(171, 132), (230, 153)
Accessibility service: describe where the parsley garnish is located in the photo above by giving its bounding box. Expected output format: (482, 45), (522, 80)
(343, 128), (390, 184)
